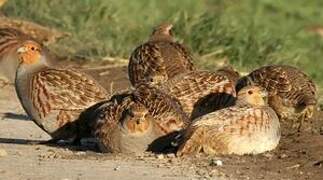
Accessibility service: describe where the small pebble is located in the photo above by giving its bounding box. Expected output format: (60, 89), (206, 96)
(75, 151), (86, 156)
(0, 149), (8, 157)
(210, 159), (223, 166)
(263, 153), (273, 159)
(166, 153), (176, 158)
(320, 126), (323, 135)
(279, 153), (288, 159)
(156, 154), (164, 160)
(114, 166), (120, 171)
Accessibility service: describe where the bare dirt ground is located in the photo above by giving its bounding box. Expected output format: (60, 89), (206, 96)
(1, 64), (323, 180)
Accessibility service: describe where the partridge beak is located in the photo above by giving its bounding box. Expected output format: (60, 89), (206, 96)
(261, 90), (268, 97)
(17, 47), (27, 53)
(167, 24), (173, 30)
(261, 89), (268, 103)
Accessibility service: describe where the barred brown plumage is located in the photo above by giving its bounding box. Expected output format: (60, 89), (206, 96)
(236, 65), (317, 131)
(159, 70), (237, 119)
(91, 84), (189, 153)
(14, 40), (108, 142)
(177, 85), (280, 156)
(128, 22), (195, 86)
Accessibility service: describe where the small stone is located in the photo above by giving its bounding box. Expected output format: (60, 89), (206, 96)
(166, 153), (176, 158)
(0, 149), (8, 157)
(279, 153), (288, 159)
(320, 126), (323, 135)
(15, 151), (23, 156)
(263, 153), (273, 159)
(156, 154), (164, 160)
(75, 151), (86, 156)
(114, 166), (120, 171)
(210, 159), (223, 166)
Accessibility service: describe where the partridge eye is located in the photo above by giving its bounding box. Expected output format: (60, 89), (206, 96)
(31, 47), (35, 51)
(248, 90), (253, 95)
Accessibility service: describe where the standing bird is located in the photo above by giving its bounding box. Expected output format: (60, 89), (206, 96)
(177, 86), (280, 156)
(128, 23), (195, 86)
(91, 84), (189, 153)
(0, 28), (37, 87)
(14, 40), (108, 142)
(159, 70), (237, 119)
(236, 65), (317, 131)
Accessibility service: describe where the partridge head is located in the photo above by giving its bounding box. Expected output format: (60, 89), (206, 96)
(149, 22), (174, 42)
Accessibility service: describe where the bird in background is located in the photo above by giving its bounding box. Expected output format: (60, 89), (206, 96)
(14, 40), (109, 143)
(90, 84), (189, 154)
(128, 22), (195, 87)
(177, 85), (280, 156)
(236, 65), (317, 132)
(0, 28), (40, 87)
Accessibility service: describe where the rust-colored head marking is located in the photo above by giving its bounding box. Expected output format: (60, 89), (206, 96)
(17, 41), (42, 65)
(151, 22), (174, 37)
(122, 104), (152, 134)
(237, 85), (268, 106)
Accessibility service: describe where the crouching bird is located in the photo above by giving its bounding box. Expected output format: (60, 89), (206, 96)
(177, 85), (280, 156)
(236, 65), (317, 132)
(90, 84), (190, 154)
(14, 40), (108, 143)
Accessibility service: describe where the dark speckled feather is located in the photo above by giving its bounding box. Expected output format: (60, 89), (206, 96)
(128, 23), (195, 86)
(159, 70), (237, 119)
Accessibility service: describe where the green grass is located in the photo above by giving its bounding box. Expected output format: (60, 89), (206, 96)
(2, 0), (323, 86)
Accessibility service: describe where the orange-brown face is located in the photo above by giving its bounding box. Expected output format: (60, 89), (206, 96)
(17, 41), (42, 65)
(237, 86), (268, 106)
(123, 105), (152, 134)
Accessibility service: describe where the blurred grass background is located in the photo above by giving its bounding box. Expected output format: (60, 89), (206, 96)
(2, 0), (323, 85)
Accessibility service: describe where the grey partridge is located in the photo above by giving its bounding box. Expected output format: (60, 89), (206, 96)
(128, 22), (195, 86)
(236, 65), (317, 131)
(177, 85), (280, 156)
(159, 70), (237, 119)
(91, 84), (189, 153)
(14, 40), (108, 142)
